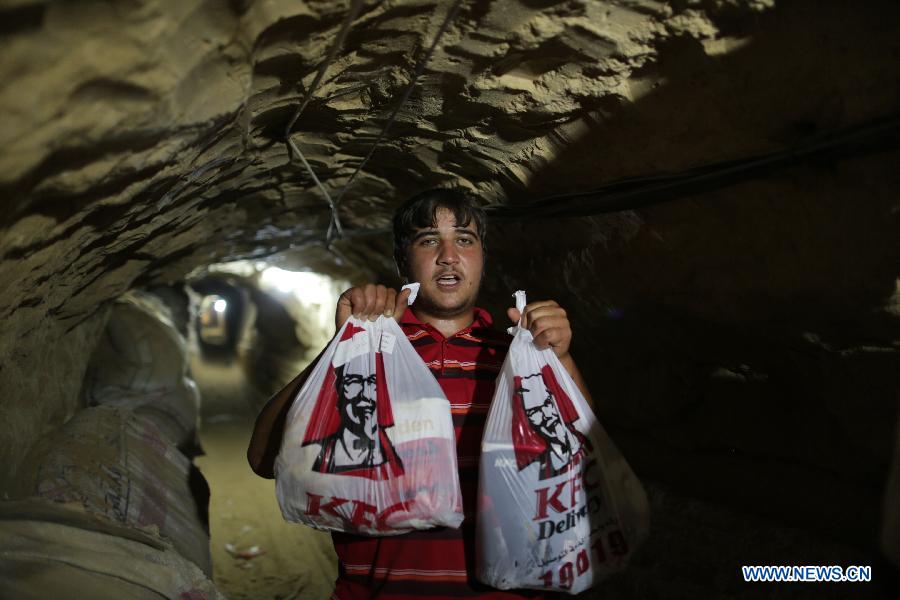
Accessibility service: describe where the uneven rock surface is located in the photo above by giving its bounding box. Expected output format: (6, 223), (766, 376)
(1, 0), (899, 593)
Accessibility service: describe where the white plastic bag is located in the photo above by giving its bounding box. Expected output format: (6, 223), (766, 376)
(476, 291), (649, 594)
(275, 286), (463, 535)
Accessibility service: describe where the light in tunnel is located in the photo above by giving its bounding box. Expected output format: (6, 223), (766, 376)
(260, 267), (337, 303)
(260, 266), (299, 294)
(198, 294), (229, 346)
(257, 266), (346, 336)
(197, 259), (348, 340)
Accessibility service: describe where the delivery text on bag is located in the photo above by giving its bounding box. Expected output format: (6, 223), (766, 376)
(477, 297), (648, 596)
(512, 366), (630, 588)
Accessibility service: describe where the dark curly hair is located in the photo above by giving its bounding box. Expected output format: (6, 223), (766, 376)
(392, 188), (487, 279)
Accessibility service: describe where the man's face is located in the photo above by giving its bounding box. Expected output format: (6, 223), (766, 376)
(405, 207), (484, 318)
(338, 360), (378, 441)
(519, 376), (567, 447)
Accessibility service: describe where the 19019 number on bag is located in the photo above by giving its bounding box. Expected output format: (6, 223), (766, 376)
(538, 530), (628, 589)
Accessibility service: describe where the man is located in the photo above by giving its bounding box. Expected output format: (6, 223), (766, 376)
(248, 188), (594, 598)
(513, 367), (589, 481)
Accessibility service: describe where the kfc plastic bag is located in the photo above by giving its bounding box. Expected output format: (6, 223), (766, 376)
(276, 284), (463, 535)
(477, 291), (649, 593)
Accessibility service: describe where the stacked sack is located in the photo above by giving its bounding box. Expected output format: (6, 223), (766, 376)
(0, 499), (222, 600)
(84, 291), (201, 451)
(15, 405), (211, 574)
(2, 289), (217, 598)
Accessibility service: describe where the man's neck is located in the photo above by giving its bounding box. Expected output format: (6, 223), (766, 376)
(412, 306), (476, 339)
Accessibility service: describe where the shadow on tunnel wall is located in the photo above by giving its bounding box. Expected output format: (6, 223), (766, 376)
(472, 0), (900, 596)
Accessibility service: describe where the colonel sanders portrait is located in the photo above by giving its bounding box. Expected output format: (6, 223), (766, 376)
(512, 365), (590, 480)
(302, 324), (404, 480)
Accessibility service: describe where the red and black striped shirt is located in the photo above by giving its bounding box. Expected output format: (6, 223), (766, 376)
(331, 307), (545, 599)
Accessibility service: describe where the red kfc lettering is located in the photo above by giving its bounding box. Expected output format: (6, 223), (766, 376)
(306, 494), (417, 532)
(534, 479), (570, 520)
(570, 474), (582, 507)
(350, 500), (378, 528)
(306, 493), (349, 518)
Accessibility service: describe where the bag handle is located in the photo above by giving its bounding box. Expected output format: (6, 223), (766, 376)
(401, 282), (420, 304)
(506, 290), (527, 335)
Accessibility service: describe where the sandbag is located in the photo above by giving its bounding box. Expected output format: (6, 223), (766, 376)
(477, 291), (649, 594)
(85, 291), (200, 448)
(276, 286), (463, 535)
(0, 500), (222, 600)
(90, 377), (201, 451)
(19, 406), (211, 574)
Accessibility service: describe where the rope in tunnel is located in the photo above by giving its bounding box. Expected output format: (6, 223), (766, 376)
(284, 0), (365, 245)
(283, 0), (464, 250)
(330, 0), (465, 211)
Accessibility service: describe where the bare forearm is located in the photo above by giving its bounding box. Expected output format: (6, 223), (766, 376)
(247, 348), (323, 478)
(559, 353), (595, 412)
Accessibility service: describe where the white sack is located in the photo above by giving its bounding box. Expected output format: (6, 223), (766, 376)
(276, 287), (462, 535)
(477, 291), (649, 594)
(20, 406), (211, 574)
(0, 501), (222, 600)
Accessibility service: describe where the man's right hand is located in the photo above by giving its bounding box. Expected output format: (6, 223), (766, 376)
(335, 284), (411, 330)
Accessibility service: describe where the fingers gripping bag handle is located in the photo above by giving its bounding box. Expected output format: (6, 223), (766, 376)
(275, 283), (463, 535)
(477, 290), (649, 593)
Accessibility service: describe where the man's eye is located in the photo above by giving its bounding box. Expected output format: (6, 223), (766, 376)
(458, 237), (474, 246)
(419, 238), (437, 246)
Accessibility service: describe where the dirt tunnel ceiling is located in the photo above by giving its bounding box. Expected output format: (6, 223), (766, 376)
(1, 0), (900, 577)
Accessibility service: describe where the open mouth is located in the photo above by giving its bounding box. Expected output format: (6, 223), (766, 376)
(436, 273), (462, 288)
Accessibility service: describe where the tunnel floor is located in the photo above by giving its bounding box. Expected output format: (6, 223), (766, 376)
(191, 356), (337, 599)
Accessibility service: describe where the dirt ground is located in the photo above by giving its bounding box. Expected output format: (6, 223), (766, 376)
(192, 356), (337, 600)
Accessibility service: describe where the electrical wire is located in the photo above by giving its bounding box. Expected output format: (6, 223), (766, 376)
(484, 112), (900, 221)
(330, 110), (900, 239)
(284, 0), (365, 246)
(331, 0), (464, 213)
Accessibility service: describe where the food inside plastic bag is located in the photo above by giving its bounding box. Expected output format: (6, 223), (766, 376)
(275, 285), (463, 535)
(477, 291), (649, 594)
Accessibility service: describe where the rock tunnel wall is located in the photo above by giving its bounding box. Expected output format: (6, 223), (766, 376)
(1, 0), (899, 588)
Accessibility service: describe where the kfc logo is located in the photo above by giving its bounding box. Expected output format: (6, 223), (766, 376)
(512, 365), (590, 480)
(302, 324), (404, 479)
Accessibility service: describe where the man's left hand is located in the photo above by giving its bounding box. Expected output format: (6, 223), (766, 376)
(507, 300), (572, 359)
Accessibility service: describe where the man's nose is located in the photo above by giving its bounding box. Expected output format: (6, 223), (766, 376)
(436, 241), (460, 265)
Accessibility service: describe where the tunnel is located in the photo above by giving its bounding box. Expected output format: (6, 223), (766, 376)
(1, 0), (899, 598)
